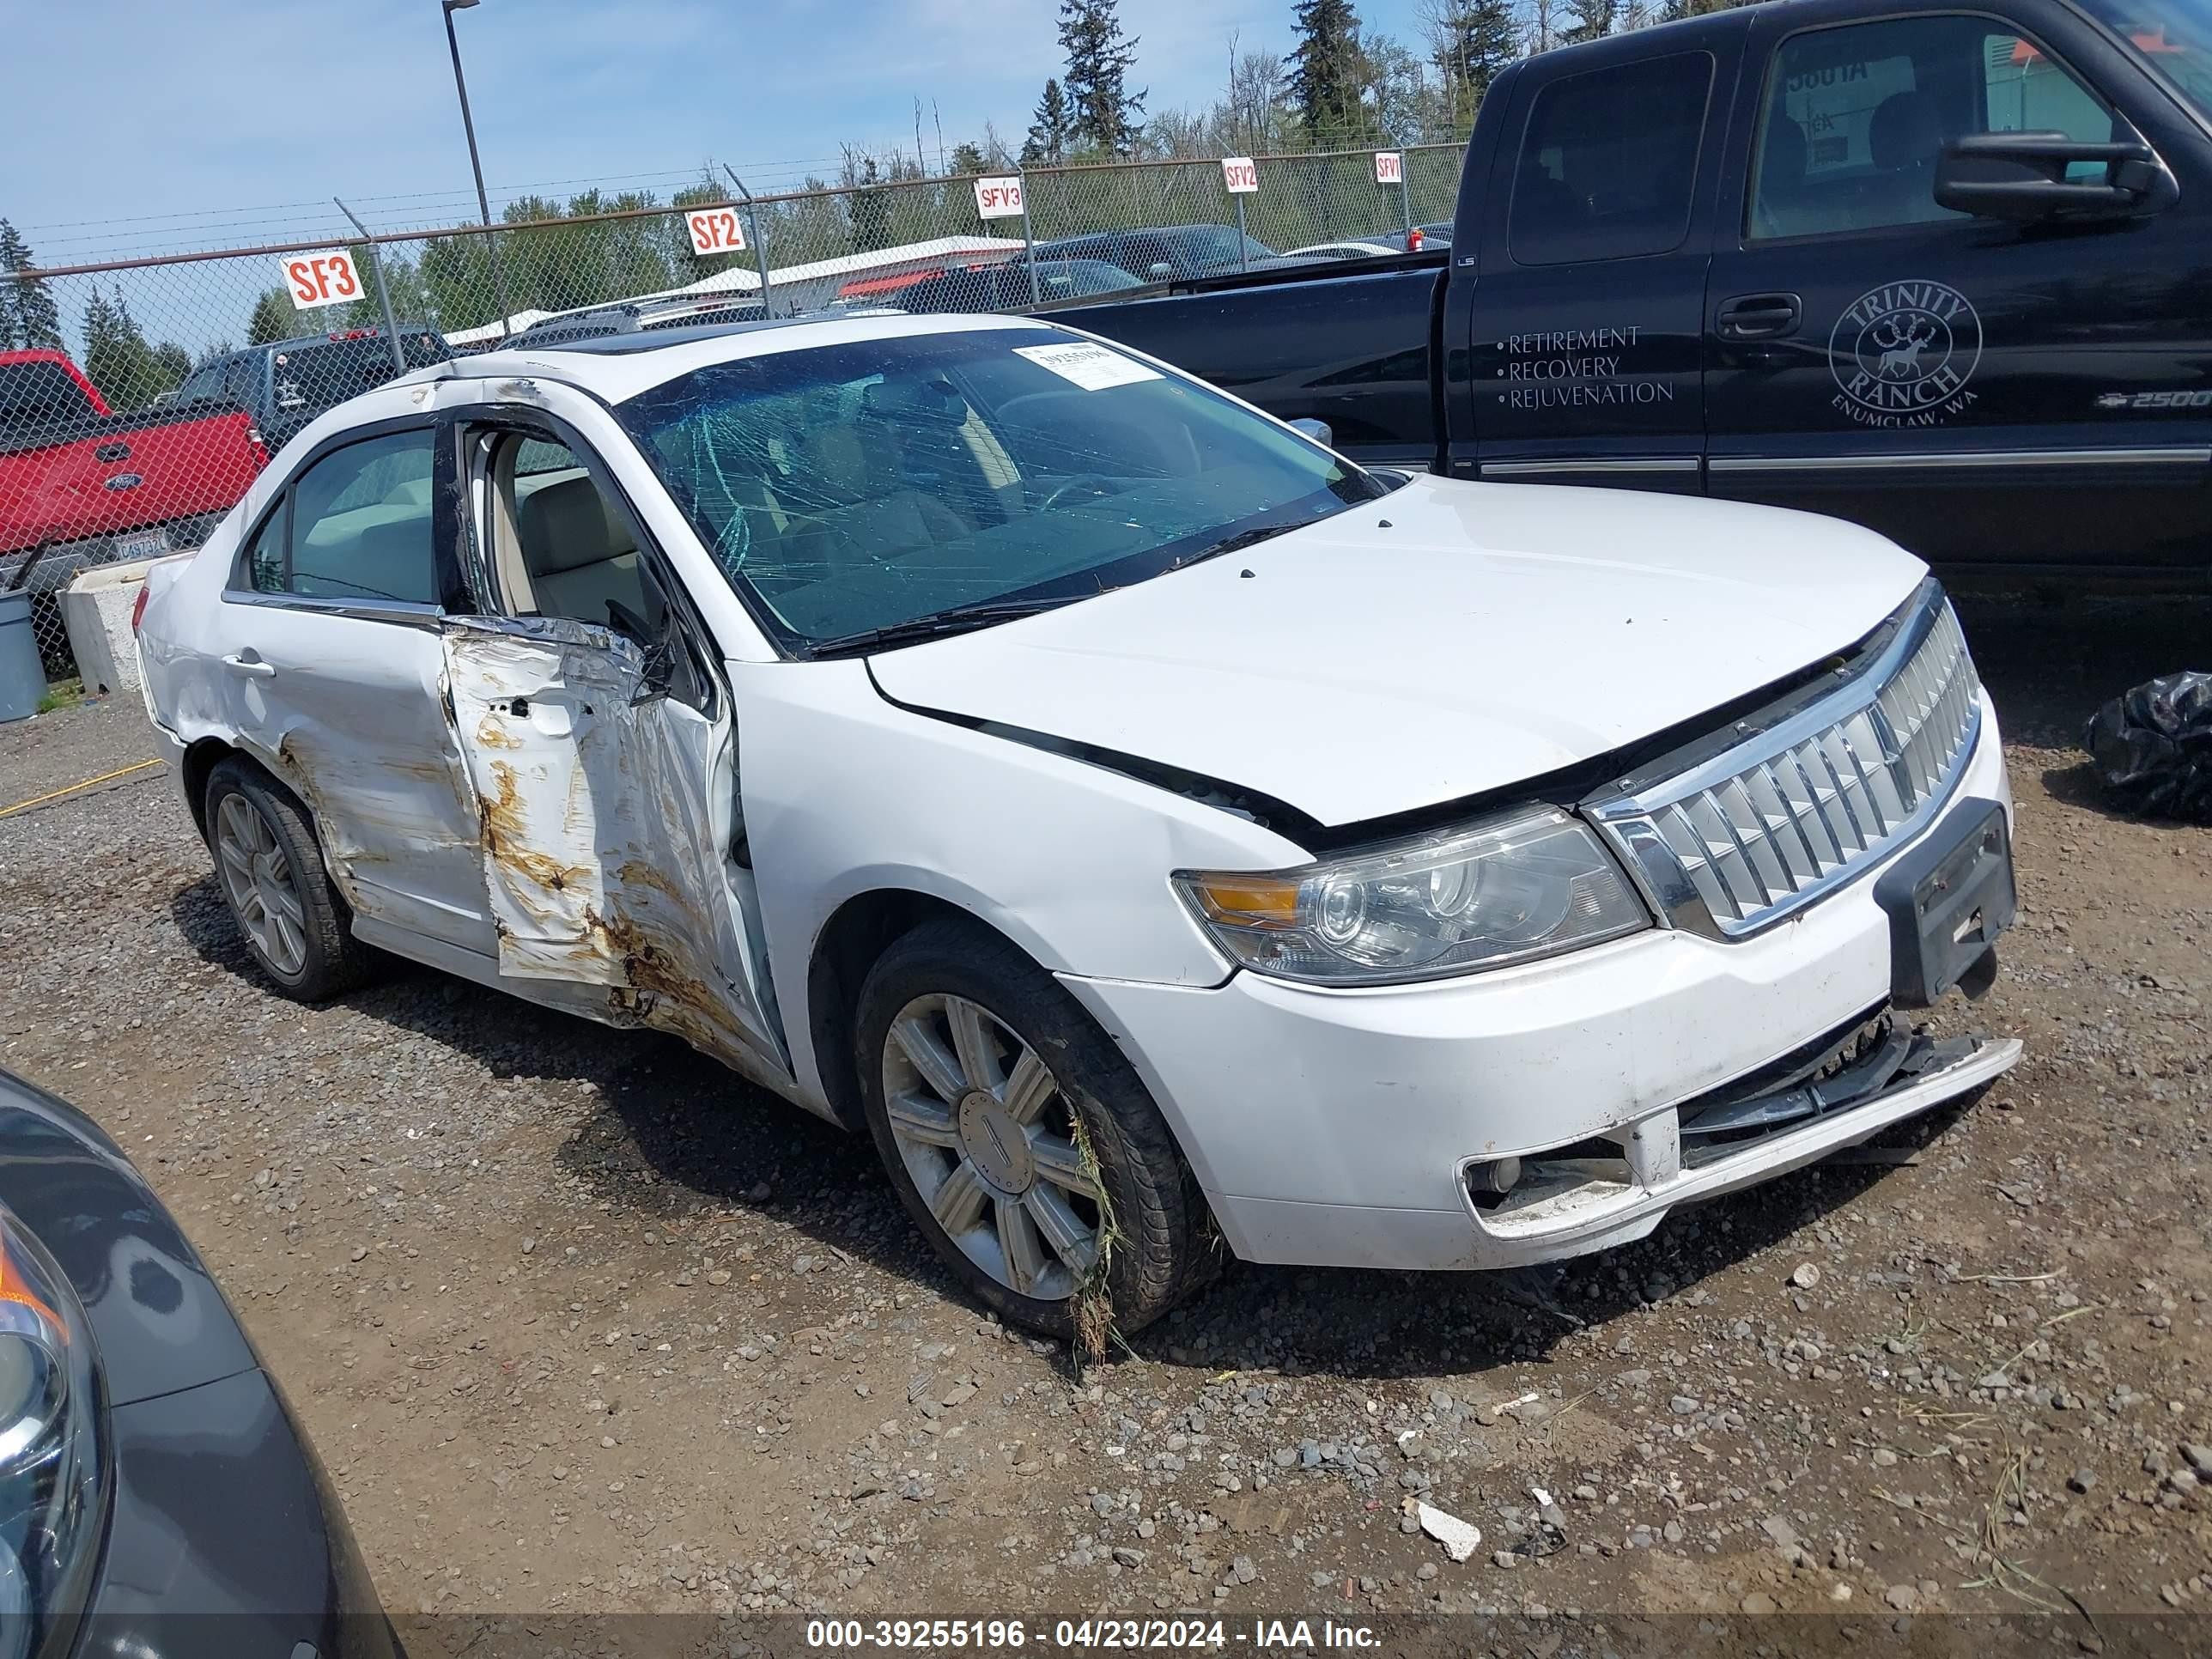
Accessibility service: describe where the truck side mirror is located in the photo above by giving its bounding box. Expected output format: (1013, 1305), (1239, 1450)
(1288, 417), (1334, 447)
(1934, 130), (2168, 224)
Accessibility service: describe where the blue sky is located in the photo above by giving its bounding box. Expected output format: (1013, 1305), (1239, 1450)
(7, 0), (1432, 265)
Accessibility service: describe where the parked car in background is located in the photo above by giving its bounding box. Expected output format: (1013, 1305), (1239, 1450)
(1065, 0), (2212, 584)
(1, 349), (265, 649)
(882, 258), (1143, 313)
(1031, 223), (1276, 281)
(0, 1066), (397, 1657)
(176, 326), (453, 455)
(1276, 239), (1411, 263)
(502, 295), (771, 351)
(139, 311), (2018, 1339)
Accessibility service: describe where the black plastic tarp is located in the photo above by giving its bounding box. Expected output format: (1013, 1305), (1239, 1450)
(2084, 672), (2212, 823)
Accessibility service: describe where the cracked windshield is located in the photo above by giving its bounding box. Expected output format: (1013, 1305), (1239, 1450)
(617, 325), (1381, 649)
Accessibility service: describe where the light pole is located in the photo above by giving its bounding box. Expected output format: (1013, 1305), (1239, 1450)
(441, 0), (514, 338)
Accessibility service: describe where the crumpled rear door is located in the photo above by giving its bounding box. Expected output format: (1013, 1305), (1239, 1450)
(441, 614), (787, 1078)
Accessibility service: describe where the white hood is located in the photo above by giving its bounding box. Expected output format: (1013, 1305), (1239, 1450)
(868, 476), (1928, 828)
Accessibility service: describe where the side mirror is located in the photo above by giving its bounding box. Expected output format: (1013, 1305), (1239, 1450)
(1146, 262), (1176, 280)
(1288, 416), (1334, 447)
(1935, 130), (2166, 223)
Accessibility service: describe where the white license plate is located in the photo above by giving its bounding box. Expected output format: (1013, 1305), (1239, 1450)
(113, 529), (171, 562)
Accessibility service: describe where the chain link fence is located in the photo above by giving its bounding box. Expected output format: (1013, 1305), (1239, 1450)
(0, 142), (1462, 687)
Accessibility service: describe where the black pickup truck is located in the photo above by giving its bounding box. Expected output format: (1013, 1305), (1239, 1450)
(1068, 0), (2212, 583)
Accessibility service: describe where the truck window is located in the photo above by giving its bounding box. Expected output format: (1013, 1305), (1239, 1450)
(0, 360), (94, 435)
(224, 356), (260, 409)
(1507, 52), (1714, 266)
(2073, 0), (2210, 123)
(1748, 15), (2117, 240)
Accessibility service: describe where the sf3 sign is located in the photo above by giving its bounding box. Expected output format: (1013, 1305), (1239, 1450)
(1221, 157), (1259, 195)
(684, 206), (748, 257)
(279, 249), (362, 311)
(974, 177), (1025, 220)
(1374, 151), (1403, 185)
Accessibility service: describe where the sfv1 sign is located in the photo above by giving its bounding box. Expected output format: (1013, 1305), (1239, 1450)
(280, 249), (362, 311)
(1375, 151), (1403, 185)
(1222, 157), (1259, 195)
(974, 177), (1025, 220)
(685, 207), (748, 257)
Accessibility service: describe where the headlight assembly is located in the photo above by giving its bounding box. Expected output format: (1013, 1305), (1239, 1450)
(1175, 805), (1650, 986)
(0, 1210), (105, 1659)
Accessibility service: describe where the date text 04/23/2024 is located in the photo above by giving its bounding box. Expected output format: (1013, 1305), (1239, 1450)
(802, 1618), (1381, 1650)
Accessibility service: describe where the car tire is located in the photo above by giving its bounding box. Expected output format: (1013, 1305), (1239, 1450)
(854, 917), (1212, 1341)
(204, 757), (377, 1002)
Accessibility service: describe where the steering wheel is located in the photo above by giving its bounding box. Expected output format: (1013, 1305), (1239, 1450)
(1038, 474), (1120, 512)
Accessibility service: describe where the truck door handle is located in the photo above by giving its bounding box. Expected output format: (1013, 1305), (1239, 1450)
(1717, 293), (1802, 340)
(221, 653), (276, 679)
(95, 441), (132, 463)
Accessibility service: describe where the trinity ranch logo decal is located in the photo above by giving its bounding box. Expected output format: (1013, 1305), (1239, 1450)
(1829, 280), (1982, 428)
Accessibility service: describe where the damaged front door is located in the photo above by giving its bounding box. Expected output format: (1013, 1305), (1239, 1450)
(441, 613), (790, 1083)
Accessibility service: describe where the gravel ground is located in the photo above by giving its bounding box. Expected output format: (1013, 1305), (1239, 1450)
(0, 595), (2207, 1652)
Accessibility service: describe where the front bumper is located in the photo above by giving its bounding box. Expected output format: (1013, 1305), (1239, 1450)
(76, 1367), (398, 1659)
(1060, 700), (2020, 1273)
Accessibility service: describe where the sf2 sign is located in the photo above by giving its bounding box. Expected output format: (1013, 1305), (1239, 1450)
(1374, 151), (1403, 186)
(974, 177), (1024, 220)
(685, 206), (748, 258)
(1222, 157), (1259, 195)
(279, 249), (362, 311)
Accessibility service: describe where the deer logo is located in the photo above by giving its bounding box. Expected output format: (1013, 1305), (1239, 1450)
(1829, 280), (1983, 422)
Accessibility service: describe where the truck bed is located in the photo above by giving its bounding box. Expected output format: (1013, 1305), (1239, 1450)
(1058, 251), (1447, 470)
(2, 404), (264, 572)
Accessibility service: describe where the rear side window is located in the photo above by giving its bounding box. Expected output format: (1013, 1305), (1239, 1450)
(0, 360), (94, 434)
(259, 429), (438, 605)
(1508, 52), (1715, 265)
(223, 356), (260, 408)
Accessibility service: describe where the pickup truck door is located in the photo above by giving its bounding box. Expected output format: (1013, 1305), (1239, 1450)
(441, 404), (790, 1090)
(1457, 27), (1747, 489)
(1704, 0), (2212, 574)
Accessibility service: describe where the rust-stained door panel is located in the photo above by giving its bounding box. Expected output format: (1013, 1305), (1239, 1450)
(443, 616), (788, 1079)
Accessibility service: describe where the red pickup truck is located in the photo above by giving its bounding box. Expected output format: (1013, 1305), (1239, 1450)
(1, 349), (266, 603)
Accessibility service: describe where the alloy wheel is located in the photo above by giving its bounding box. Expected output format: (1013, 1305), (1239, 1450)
(881, 993), (1103, 1301)
(214, 793), (309, 979)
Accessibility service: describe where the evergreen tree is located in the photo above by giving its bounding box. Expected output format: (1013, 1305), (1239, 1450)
(1022, 79), (1074, 163)
(949, 141), (988, 177)
(1286, 0), (1367, 136)
(246, 287), (305, 346)
(0, 220), (64, 351)
(1558, 0), (1617, 45)
(1431, 0), (1522, 115)
(80, 286), (182, 411)
(1058, 2), (1146, 155)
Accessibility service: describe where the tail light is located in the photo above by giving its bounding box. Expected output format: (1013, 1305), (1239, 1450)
(130, 582), (150, 635)
(1407, 227), (1425, 252)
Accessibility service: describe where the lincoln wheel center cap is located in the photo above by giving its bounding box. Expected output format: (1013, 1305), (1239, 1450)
(956, 1091), (1034, 1194)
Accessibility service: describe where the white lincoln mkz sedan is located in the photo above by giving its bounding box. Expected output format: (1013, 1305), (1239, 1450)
(137, 312), (2021, 1334)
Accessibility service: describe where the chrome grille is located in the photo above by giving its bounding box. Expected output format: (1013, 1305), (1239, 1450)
(1589, 590), (1982, 938)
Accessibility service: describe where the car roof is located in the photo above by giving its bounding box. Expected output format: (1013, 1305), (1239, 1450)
(433, 310), (1071, 403)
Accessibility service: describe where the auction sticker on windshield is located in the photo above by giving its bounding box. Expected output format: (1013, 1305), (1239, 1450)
(1012, 341), (1163, 391)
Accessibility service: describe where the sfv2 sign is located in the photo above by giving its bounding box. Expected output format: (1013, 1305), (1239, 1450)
(974, 177), (1025, 220)
(1222, 157), (1259, 195)
(280, 249), (362, 311)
